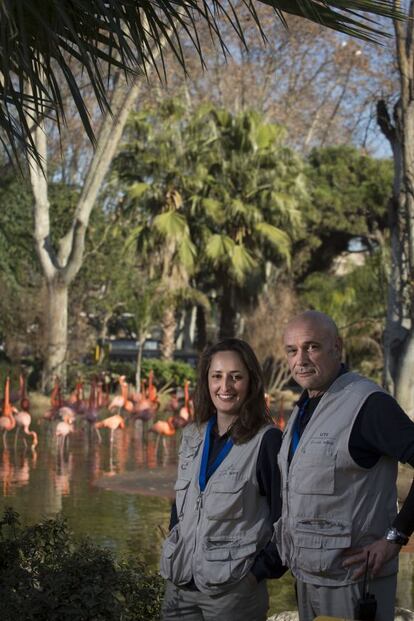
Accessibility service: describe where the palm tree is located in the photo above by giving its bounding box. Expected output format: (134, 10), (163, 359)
(113, 101), (307, 342)
(0, 1), (404, 161)
(190, 106), (307, 337)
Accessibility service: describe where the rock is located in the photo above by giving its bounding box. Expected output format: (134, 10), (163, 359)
(267, 613), (298, 621)
(267, 608), (413, 621)
(395, 608), (414, 621)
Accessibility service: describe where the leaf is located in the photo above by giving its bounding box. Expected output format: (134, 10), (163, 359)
(128, 182), (150, 199)
(231, 244), (257, 283)
(205, 234), (235, 264)
(178, 236), (197, 272)
(153, 211), (188, 238)
(255, 222), (291, 260)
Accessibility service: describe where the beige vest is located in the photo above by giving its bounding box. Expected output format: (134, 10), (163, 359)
(160, 422), (273, 594)
(275, 372), (398, 586)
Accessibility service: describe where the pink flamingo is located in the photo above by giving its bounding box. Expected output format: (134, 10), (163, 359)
(108, 376), (134, 414)
(150, 416), (176, 452)
(0, 377), (17, 449)
(68, 378), (87, 414)
(55, 410), (75, 452)
(147, 369), (158, 403)
(43, 377), (64, 421)
(95, 414), (125, 444)
(14, 410), (38, 451)
(83, 380), (101, 440)
(172, 379), (192, 429)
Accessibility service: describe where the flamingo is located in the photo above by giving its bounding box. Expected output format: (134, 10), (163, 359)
(14, 410), (38, 451)
(147, 369), (158, 403)
(95, 414), (125, 444)
(68, 378), (87, 414)
(43, 376), (64, 421)
(55, 413), (75, 452)
(149, 416), (176, 452)
(108, 376), (134, 414)
(0, 377), (17, 449)
(172, 379), (192, 429)
(274, 397), (286, 431)
(83, 380), (101, 440)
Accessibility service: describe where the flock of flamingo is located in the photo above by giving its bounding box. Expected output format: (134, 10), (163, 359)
(0, 371), (194, 456)
(0, 372), (286, 464)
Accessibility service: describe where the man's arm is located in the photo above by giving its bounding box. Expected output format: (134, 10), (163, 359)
(250, 427), (287, 581)
(343, 392), (414, 578)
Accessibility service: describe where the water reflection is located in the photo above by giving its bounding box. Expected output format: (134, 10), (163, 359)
(0, 417), (412, 615)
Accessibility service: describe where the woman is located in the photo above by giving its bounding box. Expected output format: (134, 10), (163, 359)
(160, 338), (286, 621)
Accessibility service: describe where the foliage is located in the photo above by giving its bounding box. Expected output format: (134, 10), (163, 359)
(113, 100), (308, 338)
(0, 1), (403, 163)
(68, 358), (196, 391)
(300, 250), (387, 381)
(0, 507), (163, 621)
(294, 146), (393, 281)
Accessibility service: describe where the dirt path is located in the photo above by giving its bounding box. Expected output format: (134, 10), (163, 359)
(94, 466), (176, 499)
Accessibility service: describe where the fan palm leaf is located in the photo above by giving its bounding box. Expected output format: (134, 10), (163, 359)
(0, 1), (405, 161)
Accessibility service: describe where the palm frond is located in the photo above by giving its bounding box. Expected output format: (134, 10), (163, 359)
(153, 210), (189, 237)
(0, 0), (405, 162)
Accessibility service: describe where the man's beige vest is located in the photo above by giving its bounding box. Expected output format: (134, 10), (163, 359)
(160, 422), (273, 594)
(275, 372), (398, 586)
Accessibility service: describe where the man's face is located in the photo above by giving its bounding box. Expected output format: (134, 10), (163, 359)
(283, 318), (342, 397)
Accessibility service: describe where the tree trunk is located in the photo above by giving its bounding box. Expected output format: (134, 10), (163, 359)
(42, 281), (68, 391)
(161, 306), (176, 360)
(135, 337), (145, 393)
(218, 285), (237, 339)
(195, 305), (207, 352)
(376, 6), (414, 416)
(27, 34), (170, 393)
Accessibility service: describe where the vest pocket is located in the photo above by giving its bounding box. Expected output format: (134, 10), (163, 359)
(205, 479), (246, 520)
(160, 525), (182, 581)
(202, 536), (256, 587)
(174, 477), (191, 517)
(293, 519), (352, 575)
(293, 452), (336, 495)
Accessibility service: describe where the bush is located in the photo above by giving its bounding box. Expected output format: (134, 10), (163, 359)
(0, 508), (163, 621)
(68, 358), (196, 391)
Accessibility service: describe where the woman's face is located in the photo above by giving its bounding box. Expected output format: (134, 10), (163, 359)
(208, 350), (250, 418)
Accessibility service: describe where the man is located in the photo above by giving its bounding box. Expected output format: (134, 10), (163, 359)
(275, 310), (414, 621)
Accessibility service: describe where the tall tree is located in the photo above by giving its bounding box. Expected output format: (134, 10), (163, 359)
(27, 57), (165, 390)
(114, 102), (306, 340)
(377, 1), (414, 414)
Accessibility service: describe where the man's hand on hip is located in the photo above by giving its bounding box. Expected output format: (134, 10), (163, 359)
(342, 539), (400, 579)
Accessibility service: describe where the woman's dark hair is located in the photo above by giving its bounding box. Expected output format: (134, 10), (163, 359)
(193, 338), (273, 444)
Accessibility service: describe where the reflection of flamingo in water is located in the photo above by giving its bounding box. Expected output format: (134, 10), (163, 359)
(95, 414), (125, 444)
(0, 377), (17, 449)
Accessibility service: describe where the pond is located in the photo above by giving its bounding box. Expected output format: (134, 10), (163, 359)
(0, 414), (412, 615)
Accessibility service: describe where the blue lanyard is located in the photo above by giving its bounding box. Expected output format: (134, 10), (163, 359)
(199, 417), (234, 492)
(291, 398), (309, 455)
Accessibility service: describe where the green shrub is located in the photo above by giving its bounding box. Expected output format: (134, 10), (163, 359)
(0, 508), (163, 621)
(68, 358), (196, 390)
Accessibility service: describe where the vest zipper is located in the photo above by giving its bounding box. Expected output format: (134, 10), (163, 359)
(192, 492), (204, 581)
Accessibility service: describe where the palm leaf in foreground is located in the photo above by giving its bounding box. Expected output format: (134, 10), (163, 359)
(0, 0), (405, 161)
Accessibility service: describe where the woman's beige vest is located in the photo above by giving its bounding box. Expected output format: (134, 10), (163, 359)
(275, 372), (398, 586)
(160, 422), (273, 594)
